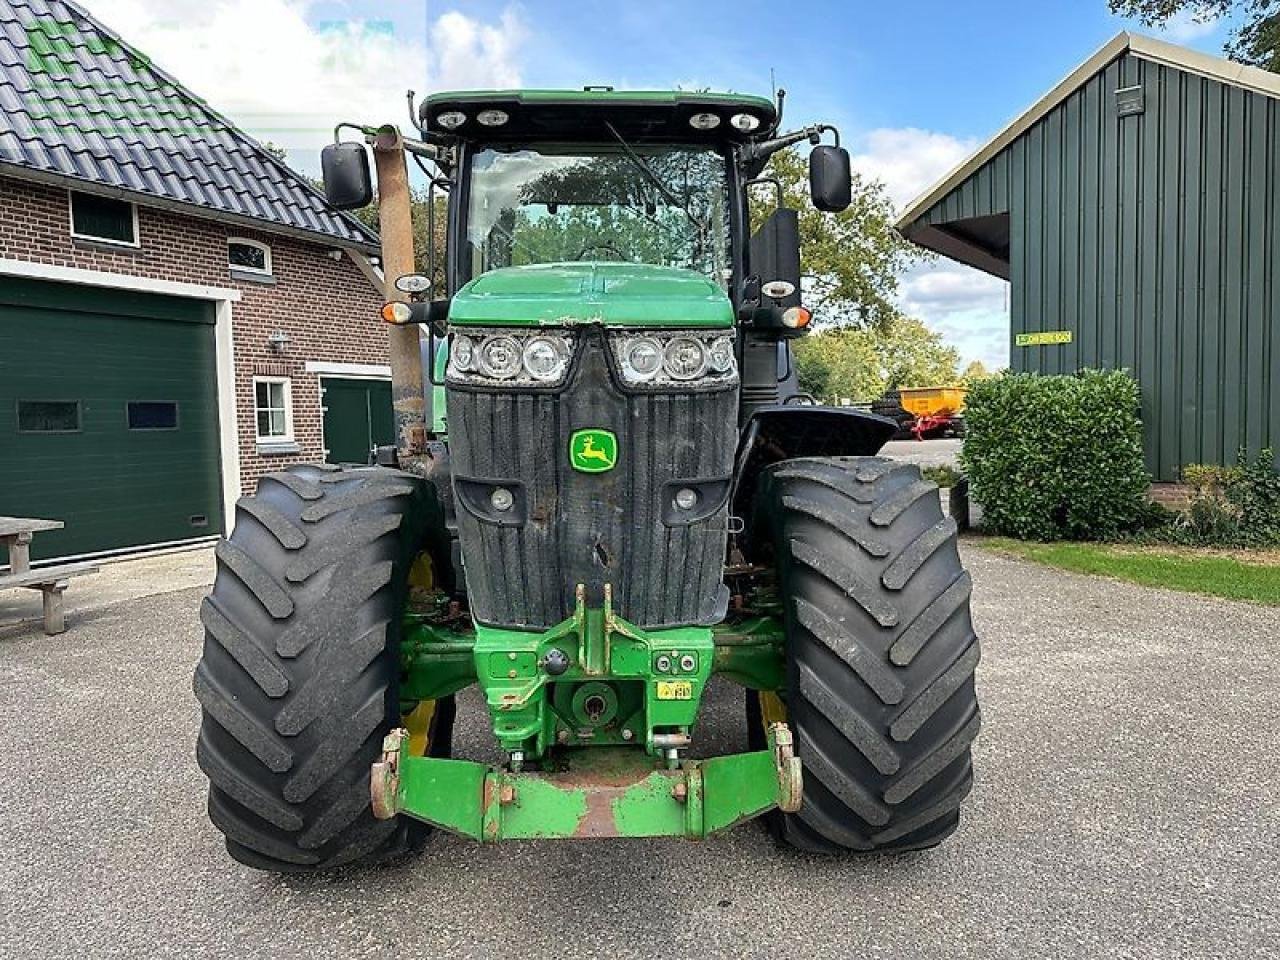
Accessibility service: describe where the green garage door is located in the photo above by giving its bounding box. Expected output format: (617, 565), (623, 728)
(0, 278), (224, 562)
(321, 377), (394, 465)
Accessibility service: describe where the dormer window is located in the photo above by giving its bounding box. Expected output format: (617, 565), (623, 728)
(228, 238), (272, 277)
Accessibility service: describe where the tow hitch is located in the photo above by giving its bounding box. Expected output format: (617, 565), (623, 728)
(372, 722), (802, 841)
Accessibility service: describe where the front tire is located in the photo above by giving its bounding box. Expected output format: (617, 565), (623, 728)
(193, 464), (452, 872)
(754, 456), (980, 852)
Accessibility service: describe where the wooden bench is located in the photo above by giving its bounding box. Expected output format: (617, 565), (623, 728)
(0, 562), (100, 634)
(0, 517), (99, 635)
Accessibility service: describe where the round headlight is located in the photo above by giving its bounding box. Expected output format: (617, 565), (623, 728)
(663, 337), (708, 380)
(523, 336), (568, 381)
(478, 336), (522, 378)
(477, 109), (509, 127)
(708, 336), (734, 373)
(688, 112), (721, 130)
(453, 334), (476, 371)
(623, 337), (664, 381)
(730, 113), (760, 132)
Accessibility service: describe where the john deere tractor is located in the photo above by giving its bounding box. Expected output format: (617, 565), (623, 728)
(193, 88), (981, 871)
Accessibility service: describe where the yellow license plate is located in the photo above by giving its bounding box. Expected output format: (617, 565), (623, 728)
(656, 680), (693, 701)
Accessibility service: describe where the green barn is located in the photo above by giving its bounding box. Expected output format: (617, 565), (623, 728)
(897, 33), (1280, 482)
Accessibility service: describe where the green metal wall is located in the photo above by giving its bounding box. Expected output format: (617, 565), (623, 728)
(919, 52), (1280, 481)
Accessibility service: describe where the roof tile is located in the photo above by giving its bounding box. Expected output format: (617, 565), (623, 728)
(0, 0), (376, 248)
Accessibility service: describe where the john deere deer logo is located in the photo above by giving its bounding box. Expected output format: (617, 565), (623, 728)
(569, 428), (618, 473)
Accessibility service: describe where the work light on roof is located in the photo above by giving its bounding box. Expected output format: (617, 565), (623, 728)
(477, 109), (510, 127)
(730, 113), (760, 132)
(688, 112), (721, 131)
(436, 111), (467, 130)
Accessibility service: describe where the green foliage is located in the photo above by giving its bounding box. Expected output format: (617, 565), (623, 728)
(349, 187), (448, 288)
(1162, 450), (1280, 546)
(959, 370), (1150, 540)
(959, 360), (995, 389)
(1108, 1), (1280, 73)
(923, 465), (962, 488)
(754, 149), (920, 328)
(793, 316), (961, 403)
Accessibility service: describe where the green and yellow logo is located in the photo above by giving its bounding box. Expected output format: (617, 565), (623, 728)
(570, 428), (618, 473)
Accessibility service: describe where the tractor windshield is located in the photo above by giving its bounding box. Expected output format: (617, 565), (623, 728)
(465, 143), (731, 286)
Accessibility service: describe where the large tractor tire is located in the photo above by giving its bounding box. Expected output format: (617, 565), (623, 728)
(751, 456), (980, 852)
(193, 464), (453, 872)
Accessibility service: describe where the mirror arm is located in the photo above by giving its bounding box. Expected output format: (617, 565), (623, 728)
(739, 123), (843, 177)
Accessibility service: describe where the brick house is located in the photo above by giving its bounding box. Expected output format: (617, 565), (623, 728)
(0, 0), (398, 561)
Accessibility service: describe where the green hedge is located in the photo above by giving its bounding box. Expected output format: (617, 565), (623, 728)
(959, 370), (1150, 541)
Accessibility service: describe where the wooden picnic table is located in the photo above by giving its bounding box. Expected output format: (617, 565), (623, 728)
(0, 516), (65, 575)
(0, 516), (97, 634)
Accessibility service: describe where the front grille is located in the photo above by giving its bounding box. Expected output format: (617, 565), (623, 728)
(447, 330), (737, 629)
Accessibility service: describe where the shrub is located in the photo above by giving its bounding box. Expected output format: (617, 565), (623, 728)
(1165, 450), (1280, 546)
(959, 369), (1150, 540)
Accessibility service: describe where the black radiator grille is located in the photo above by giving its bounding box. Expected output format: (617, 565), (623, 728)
(447, 335), (737, 630)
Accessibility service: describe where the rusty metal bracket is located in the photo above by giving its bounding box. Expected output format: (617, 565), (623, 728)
(770, 722), (803, 813)
(370, 728), (406, 820)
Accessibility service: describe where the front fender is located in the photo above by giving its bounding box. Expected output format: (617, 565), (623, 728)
(730, 405), (898, 521)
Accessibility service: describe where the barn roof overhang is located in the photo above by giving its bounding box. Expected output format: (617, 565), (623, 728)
(895, 31), (1280, 277)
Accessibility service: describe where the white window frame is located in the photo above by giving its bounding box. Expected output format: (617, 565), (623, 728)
(253, 376), (294, 443)
(68, 190), (140, 248)
(227, 237), (273, 277)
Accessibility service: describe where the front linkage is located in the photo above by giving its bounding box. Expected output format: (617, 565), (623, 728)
(377, 584), (802, 841)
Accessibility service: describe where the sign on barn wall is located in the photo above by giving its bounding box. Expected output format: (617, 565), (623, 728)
(1015, 330), (1073, 347)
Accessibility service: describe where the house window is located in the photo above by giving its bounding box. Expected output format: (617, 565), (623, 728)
(127, 401), (179, 431)
(17, 400), (81, 433)
(69, 191), (138, 245)
(228, 238), (273, 276)
(254, 378), (293, 441)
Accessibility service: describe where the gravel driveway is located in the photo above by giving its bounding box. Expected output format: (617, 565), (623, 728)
(1, 546), (1277, 959)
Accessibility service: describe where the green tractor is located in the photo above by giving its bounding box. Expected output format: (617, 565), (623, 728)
(193, 88), (980, 870)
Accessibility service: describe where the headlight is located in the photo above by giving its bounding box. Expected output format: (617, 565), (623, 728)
(447, 329), (576, 386)
(609, 332), (737, 386)
(478, 336), (522, 379)
(663, 337), (708, 380)
(708, 336), (734, 373)
(523, 335), (569, 381)
(452, 334), (476, 371)
(622, 337), (663, 381)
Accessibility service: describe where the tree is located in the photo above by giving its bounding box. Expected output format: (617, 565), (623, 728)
(959, 360), (995, 388)
(349, 188), (449, 288)
(794, 315), (961, 403)
(752, 148), (921, 329)
(1109, 0), (1280, 72)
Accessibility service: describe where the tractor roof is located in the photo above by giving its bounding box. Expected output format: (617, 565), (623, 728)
(420, 89), (778, 144)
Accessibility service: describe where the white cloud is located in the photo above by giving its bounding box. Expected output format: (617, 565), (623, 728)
(1160, 10), (1220, 43)
(852, 127), (979, 211)
(94, 1), (527, 172)
(852, 126), (1010, 370)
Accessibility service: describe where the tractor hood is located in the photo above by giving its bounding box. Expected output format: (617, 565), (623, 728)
(447, 263), (734, 328)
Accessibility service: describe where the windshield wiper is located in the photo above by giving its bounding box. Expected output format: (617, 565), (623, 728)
(603, 121), (706, 241)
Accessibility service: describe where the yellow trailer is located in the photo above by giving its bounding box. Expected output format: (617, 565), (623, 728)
(896, 386), (967, 439)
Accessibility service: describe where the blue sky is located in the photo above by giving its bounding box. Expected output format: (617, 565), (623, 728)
(105, 0), (1234, 369)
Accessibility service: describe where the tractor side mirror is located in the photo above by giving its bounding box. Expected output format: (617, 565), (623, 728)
(809, 145), (852, 213)
(321, 142), (373, 210)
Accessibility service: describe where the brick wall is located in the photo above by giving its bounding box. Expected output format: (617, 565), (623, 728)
(0, 175), (389, 494)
